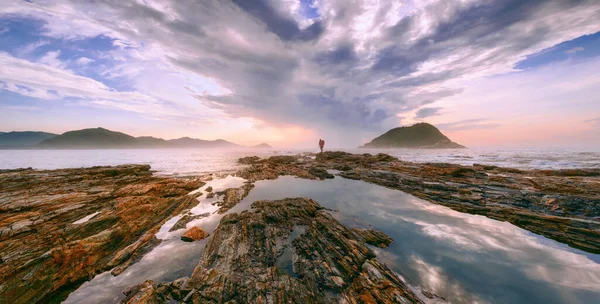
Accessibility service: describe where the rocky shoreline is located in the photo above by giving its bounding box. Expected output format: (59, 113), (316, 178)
(238, 152), (600, 254)
(123, 198), (423, 303)
(1, 151), (598, 303)
(0, 165), (204, 303)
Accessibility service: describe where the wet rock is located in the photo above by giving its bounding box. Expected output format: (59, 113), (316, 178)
(236, 152), (600, 254)
(352, 228), (394, 248)
(238, 156), (261, 164)
(121, 280), (159, 304)
(449, 167), (475, 178)
(0, 165), (204, 303)
(110, 235), (163, 276)
(205, 186), (213, 192)
(422, 290), (449, 302)
(141, 197), (423, 303)
(333, 164), (353, 171)
(169, 213), (210, 232)
(180, 226), (209, 242)
(213, 183), (255, 213)
(308, 167), (334, 179)
(266, 155), (296, 164)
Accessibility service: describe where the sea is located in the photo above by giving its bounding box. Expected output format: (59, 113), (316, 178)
(2, 147), (599, 303)
(0, 147), (599, 175)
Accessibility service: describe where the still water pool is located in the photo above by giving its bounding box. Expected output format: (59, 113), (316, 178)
(66, 175), (600, 303)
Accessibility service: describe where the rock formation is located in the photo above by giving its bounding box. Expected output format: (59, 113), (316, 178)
(121, 198), (423, 303)
(236, 152), (600, 254)
(0, 165), (204, 303)
(180, 226), (209, 242)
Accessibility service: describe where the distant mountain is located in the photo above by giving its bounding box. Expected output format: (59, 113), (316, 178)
(251, 143), (272, 149)
(166, 137), (240, 149)
(0, 131), (57, 148)
(361, 123), (465, 149)
(32, 127), (240, 149)
(38, 128), (137, 148)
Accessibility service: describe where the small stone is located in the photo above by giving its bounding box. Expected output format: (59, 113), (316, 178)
(181, 226), (209, 242)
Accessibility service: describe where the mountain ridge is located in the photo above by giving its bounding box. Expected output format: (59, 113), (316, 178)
(1, 127), (241, 149)
(0, 131), (58, 148)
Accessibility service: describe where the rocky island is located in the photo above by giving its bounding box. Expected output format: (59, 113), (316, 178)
(251, 143), (273, 149)
(1, 151), (599, 303)
(361, 123), (465, 149)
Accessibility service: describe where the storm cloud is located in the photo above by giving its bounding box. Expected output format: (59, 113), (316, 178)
(1, 0), (600, 145)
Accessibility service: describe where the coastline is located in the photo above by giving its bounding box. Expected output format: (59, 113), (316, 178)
(1, 151), (599, 302)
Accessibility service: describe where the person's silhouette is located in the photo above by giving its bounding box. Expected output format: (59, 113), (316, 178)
(319, 139), (325, 153)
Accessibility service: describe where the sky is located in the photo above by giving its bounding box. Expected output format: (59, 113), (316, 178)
(0, 0), (599, 149)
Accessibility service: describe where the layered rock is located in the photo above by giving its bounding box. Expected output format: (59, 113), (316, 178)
(169, 213), (210, 232)
(212, 183), (255, 213)
(237, 152), (600, 254)
(122, 198), (423, 303)
(353, 228), (394, 248)
(0, 165), (204, 303)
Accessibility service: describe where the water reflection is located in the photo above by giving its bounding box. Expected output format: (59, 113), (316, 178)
(65, 175), (600, 304)
(240, 176), (600, 304)
(64, 175), (248, 304)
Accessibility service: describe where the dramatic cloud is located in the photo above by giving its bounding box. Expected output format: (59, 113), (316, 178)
(1, 0), (600, 146)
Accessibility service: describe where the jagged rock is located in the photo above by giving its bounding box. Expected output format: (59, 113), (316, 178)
(308, 167), (334, 179)
(236, 152), (600, 254)
(352, 228), (394, 248)
(136, 197), (423, 303)
(110, 235), (162, 276)
(0, 165), (204, 303)
(238, 156), (261, 164)
(169, 213), (210, 232)
(266, 155), (296, 164)
(180, 226), (209, 242)
(121, 280), (160, 304)
(213, 183), (255, 213)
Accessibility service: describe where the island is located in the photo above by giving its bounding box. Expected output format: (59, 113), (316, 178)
(251, 143), (272, 149)
(361, 122), (465, 149)
(1, 127), (240, 149)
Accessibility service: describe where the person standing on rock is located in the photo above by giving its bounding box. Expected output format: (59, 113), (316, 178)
(319, 139), (325, 153)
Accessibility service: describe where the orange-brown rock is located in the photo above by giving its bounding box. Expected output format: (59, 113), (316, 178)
(180, 226), (209, 242)
(122, 198), (423, 303)
(0, 165), (204, 304)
